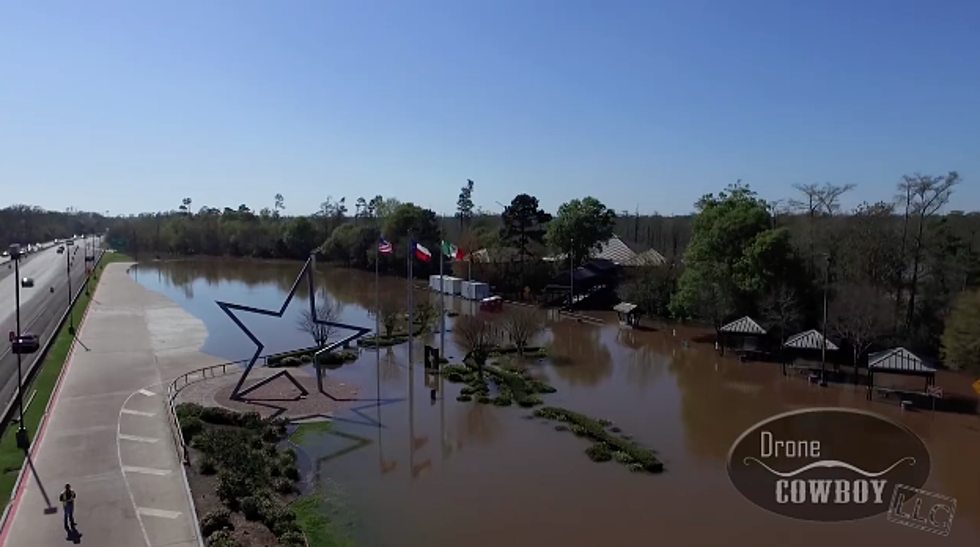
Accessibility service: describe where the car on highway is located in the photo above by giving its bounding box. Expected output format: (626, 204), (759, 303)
(21, 277), (34, 288)
(0, 250), (7, 258)
(57, 246), (65, 254)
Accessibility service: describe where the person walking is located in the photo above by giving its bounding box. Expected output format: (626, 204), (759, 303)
(60, 484), (76, 530)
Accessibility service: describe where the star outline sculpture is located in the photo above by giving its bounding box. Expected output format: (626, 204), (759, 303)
(215, 254), (372, 400)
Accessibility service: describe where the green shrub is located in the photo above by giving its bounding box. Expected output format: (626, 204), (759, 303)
(586, 443), (613, 462)
(180, 417), (204, 443)
(198, 456), (217, 475)
(517, 396), (543, 407)
(216, 471), (252, 509)
(492, 395), (512, 407)
(571, 425), (588, 436)
(241, 496), (265, 521)
(206, 530), (242, 547)
(613, 451), (634, 464)
(199, 407), (240, 426)
(477, 395), (492, 404)
(200, 508), (233, 536)
(273, 476), (295, 495)
(283, 464), (300, 481)
(176, 402), (204, 421)
(280, 448), (297, 465)
(277, 530), (306, 546)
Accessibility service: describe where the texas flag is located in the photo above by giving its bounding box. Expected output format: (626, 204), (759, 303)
(413, 241), (432, 262)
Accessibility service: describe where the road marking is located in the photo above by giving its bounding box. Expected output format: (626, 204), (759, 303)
(118, 434), (159, 444)
(137, 389), (155, 397)
(122, 466), (172, 476)
(121, 408), (155, 417)
(136, 507), (182, 519)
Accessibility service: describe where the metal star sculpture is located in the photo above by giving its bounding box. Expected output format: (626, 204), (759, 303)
(216, 254), (372, 401)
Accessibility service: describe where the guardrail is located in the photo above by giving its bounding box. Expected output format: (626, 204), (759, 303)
(165, 359), (248, 465)
(0, 250), (105, 437)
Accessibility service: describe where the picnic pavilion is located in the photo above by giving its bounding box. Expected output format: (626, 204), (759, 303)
(613, 302), (641, 327)
(781, 328), (839, 375)
(866, 347), (937, 403)
(717, 316), (769, 359)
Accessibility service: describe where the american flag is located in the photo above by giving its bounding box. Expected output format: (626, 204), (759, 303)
(378, 238), (393, 254)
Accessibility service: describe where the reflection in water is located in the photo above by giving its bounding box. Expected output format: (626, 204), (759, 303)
(132, 260), (980, 547)
(548, 320), (613, 387)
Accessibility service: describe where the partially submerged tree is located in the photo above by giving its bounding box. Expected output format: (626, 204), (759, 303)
(829, 283), (889, 369)
(617, 265), (678, 320)
(760, 284), (802, 348)
(296, 291), (340, 346)
(413, 291), (438, 334)
(940, 289), (980, 375)
(454, 314), (502, 376)
(371, 299), (403, 339)
(501, 307), (546, 355)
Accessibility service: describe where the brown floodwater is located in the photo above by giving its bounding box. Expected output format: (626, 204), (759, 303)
(132, 259), (980, 547)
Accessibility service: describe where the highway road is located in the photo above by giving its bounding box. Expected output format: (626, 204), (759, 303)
(0, 239), (101, 427)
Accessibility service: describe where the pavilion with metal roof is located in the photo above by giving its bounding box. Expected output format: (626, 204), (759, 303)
(717, 316), (770, 357)
(613, 302), (640, 327)
(783, 329), (839, 351)
(866, 347), (937, 400)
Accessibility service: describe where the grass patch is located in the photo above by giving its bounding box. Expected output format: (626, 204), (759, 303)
(291, 491), (355, 547)
(290, 421), (332, 444)
(269, 349), (359, 368)
(0, 252), (131, 505)
(533, 406), (664, 473)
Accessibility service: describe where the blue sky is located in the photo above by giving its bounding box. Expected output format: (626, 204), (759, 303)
(2, 0), (978, 217)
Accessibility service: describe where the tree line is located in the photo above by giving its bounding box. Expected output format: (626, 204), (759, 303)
(13, 173), (980, 373)
(0, 205), (111, 248)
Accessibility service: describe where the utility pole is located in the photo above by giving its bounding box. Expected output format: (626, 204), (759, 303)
(820, 253), (830, 385)
(9, 245), (29, 451)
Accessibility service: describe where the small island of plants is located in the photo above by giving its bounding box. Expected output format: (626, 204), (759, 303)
(440, 363), (555, 407)
(533, 406), (664, 473)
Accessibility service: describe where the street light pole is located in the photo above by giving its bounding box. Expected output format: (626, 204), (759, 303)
(13, 254), (27, 447)
(66, 248), (74, 334)
(821, 254), (830, 383)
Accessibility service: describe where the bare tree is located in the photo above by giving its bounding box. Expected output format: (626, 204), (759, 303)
(296, 290), (340, 346)
(760, 284), (802, 348)
(454, 314), (502, 376)
(790, 182), (855, 273)
(501, 307), (546, 355)
(413, 290), (437, 334)
(897, 172), (960, 331)
(829, 283), (889, 371)
(371, 299), (403, 338)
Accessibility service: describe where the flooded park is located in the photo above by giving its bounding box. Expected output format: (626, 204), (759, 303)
(132, 259), (980, 547)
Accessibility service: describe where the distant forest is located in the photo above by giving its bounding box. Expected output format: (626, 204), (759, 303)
(4, 174), (980, 372)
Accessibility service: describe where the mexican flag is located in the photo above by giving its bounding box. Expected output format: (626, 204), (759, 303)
(441, 241), (464, 260)
(414, 242), (432, 262)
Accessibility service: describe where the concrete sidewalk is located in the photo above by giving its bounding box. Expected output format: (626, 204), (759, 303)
(1, 263), (225, 547)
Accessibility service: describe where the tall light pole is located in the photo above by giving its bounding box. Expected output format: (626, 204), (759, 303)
(9, 245), (28, 450)
(820, 253), (830, 384)
(66, 247), (74, 335)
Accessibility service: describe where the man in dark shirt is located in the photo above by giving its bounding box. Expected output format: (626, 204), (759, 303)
(59, 484), (76, 530)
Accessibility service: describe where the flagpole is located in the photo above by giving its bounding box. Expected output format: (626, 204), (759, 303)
(408, 238), (414, 367)
(439, 243), (445, 356)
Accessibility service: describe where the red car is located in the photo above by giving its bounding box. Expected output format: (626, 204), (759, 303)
(479, 296), (503, 313)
